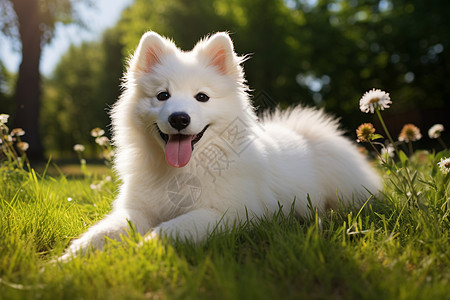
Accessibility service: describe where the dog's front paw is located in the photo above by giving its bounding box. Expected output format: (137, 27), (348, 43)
(58, 240), (88, 262)
(138, 229), (159, 247)
(58, 231), (109, 262)
(58, 215), (134, 262)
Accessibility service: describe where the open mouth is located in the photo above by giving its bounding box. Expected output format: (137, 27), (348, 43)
(157, 125), (209, 168)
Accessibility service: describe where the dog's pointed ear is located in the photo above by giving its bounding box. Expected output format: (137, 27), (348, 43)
(130, 31), (175, 73)
(195, 32), (241, 76)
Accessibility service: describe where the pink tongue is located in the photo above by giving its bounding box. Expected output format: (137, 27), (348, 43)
(165, 134), (194, 168)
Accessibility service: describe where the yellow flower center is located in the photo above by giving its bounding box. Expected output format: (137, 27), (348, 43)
(356, 123), (375, 142)
(405, 129), (415, 138)
(361, 127), (373, 135)
(369, 97), (380, 104)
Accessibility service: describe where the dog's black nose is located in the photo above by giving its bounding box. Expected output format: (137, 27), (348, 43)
(168, 112), (191, 131)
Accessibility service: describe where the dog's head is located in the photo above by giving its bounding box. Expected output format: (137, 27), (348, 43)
(119, 31), (249, 168)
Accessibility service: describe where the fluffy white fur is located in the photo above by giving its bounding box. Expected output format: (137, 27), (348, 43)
(60, 32), (381, 260)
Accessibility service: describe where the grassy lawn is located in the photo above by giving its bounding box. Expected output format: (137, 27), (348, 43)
(0, 150), (449, 300)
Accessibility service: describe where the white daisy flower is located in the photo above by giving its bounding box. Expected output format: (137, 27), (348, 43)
(11, 128), (25, 137)
(17, 142), (29, 152)
(91, 127), (105, 137)
(95, 136), (110, 146)
(73, 144), (85, 152)
(381, 144), (395, 158)
(428, 124), (444, 139)
(359, 88), (391, 113)
(0, 114), (9, 124)
(438, 157), (450, 175)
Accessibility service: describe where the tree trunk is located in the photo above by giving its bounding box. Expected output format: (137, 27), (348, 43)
(11, 0), (44, 160)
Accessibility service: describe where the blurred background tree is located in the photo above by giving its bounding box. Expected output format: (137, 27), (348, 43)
(297, 0), (450, 140)
(0, 62), (13, 113)
(41, 27), (123, 155)
(0, 0), (92, 159)
(1, 0), (449, 159)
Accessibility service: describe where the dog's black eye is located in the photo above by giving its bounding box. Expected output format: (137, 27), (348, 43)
(156, 92), (170, 101)
(195, 93), (209, 102)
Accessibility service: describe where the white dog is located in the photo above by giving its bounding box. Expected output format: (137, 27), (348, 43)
(61, 32), (381, 259)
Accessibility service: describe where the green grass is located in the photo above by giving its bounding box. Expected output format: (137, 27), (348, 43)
(1, 151), (449, 300)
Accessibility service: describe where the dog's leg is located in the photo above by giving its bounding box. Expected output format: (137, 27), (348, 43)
(59, 209), (149, 261)
(147, 208), (226, 243)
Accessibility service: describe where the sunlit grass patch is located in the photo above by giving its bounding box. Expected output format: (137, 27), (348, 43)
(1, 152), (449, 299)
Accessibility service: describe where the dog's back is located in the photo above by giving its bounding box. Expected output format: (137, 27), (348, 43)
(260, 107), (382, 214)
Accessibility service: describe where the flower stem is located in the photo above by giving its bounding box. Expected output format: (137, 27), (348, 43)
(368, 140), (383, 162)
(408, 141), (413, 157)
(438, 137), (448, 149)
(375, 109), (400, 157)
(374, 110), (418, 204)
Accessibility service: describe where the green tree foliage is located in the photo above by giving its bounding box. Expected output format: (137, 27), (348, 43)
(294, 0), (450, 130)
(0, 0), (92, 159)
(41, 28), (123, 155)
(41, 0), (449, 154)
(0, 61), (13, 112)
